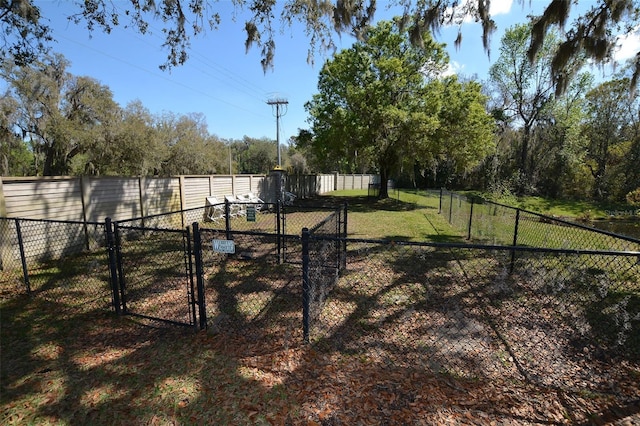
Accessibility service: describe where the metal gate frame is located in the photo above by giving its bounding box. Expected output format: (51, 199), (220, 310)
(106, 219), (204, 329)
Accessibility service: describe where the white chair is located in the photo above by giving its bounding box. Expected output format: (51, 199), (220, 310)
(225, 195), (244, 217)
(284, 191), (296, 206)
(205, 196), (225, 222)
(242, 192), (264, 211)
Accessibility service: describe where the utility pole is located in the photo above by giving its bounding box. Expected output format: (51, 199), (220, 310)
(267, 98), (288, 168)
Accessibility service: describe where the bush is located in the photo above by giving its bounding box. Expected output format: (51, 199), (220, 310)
(626, 188), (640, 206)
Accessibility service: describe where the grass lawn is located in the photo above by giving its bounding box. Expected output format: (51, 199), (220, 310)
(307, 189), (464, 242)
(463, 191), (638, 221)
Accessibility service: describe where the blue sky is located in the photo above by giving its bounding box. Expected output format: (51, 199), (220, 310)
(28, 1), (639, 142)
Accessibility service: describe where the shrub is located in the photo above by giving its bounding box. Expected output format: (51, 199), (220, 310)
(626, 188), (640, 207)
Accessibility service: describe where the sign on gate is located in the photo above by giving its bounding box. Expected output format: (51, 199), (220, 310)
(246, 206), (256, 222)
(212, 239), (235, 254)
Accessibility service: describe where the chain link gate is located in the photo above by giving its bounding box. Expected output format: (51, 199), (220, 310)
(107, 220), (202, 328)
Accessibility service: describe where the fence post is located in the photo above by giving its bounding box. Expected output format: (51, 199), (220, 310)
(510, 209), (521, 273)
(467, 198), (474, 240)
(192, 222), (207, 330)
(113, 222), (128, 313)
(185, 226), (198, 330)
(225, 198), (231, 241)
(276, 201), (282, 264)
(104, 218), (121, 314)
(448, 191), (454, 223)
(342, 202), (348, 270)
(14, 219), (30, 295)
(302, 227), (310, 343)
(439, 187), (443, 214)
(178, 175), (187, 228)
(80, 176), (91, 250)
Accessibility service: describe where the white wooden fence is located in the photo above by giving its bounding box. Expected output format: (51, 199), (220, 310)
(0, 173), (377, 221)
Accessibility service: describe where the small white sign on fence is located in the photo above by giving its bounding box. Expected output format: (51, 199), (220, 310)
(212, 239), (235, 254)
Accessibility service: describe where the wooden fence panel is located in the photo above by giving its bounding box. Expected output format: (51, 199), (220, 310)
(86, 177), (141, 222)
(183, 177), (211, 210)
(3, 178), (84, 221)
(142, 177), (181, 216)
(211, 176), (233, 200)
(0, 173), (377, 222)
(234, 176), (252, 196)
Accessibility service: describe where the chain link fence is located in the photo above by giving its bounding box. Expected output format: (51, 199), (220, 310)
(302, 206), (348, 341)
(307, 238), (639, 393)
(87, 202), (347, 335)
(193, 204), (348, 343)
(196, 227), (302, 343)
(0, 217), (111, 315)
(3, 193), (639, 409)
(441, 190), (640, 251)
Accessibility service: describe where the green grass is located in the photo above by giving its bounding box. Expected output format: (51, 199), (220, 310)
(464, 191), (637, 221)
(312, 189), (464, 242)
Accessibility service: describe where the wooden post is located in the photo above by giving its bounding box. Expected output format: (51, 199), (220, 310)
(179, 175), (186, 228)
(0, 177), (10, 271)
(138, 176), (147, 226)
(80, 176), (92, 249)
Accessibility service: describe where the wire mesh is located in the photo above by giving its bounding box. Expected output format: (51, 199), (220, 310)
(309, 239), (639, 394)
(282, 204), (346, 264)
(516, 209), (639, 251)
(117, 206), (205, 230)
(441, 191), (640, 251)
(196, 227), (302, 342)
(469, 200), (518, 244)
(0, 218), (111, 314)
(114, 224), (195, 327)
(304, 208), (347, 328)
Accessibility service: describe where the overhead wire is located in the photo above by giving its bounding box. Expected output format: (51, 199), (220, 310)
(53, 1), (304, 141)
(141, 18), (271, 103)
(58, 33), (269, 119)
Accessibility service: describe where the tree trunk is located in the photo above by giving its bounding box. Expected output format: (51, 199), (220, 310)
(379, 168), (389, 199)
(517, 126), (531, 195)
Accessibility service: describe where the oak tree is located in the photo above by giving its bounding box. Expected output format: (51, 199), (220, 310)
(304, 19), (493, 198)
(2, 1), (638, 93)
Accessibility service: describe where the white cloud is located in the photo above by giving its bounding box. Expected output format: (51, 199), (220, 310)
(614, 28), (640, 62)
(489, 0), (513, 16)
(442, 60), (464, 77)
(454, 0), (513, 23)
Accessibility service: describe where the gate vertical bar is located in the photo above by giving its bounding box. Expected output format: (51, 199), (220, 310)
(225, 199), (231, 241)
(276, 201), (282, 264)
(192, 222), (207, 330)
(14, 219), (30, 294)
(105, 217), (121, 314)
(185, 226), (198, 330)
(510, 209), (521, 273)
(302, 227), (310, 343)
(341, 202), (348, 269)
